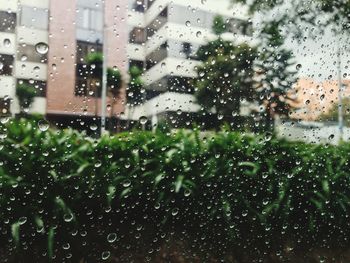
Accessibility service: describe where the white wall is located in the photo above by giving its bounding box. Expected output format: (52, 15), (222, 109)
(15, 61), (47, 81)
(0, 32), (16, 55)
(124, 91), (200, 120)
(0, 76), (15, 97)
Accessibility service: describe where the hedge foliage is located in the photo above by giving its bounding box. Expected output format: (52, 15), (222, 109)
(1, 119), (350, 262)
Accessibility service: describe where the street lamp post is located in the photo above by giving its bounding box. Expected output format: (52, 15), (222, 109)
(100, 0), (108, 135)
(337, 28), (344, 142)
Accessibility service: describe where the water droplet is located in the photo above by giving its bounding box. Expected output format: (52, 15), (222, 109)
(296, 64), (302, 70)
(21, 55), (27, 61)
(185, 21), (191, 27)
(63, 213), (74, 222)
(196, 31), (202, 37)
(62, 243), (70, 250)
(101, 251), (110, 260)
(38, 120), (49, 131)
(0, 62), (3, 70)
(139, 116), (147, 125)
(35, 42), (49, 55)
(107, 233), (117, 243)
(0, 116), (9, 124)
(90, 123), (98, 131)
(3, 38), (11, 47)
(328, 134), (335, 140)
(19, 216), (27, 225)
(171, 208), (179, 216)
(123, 180), (131, 187)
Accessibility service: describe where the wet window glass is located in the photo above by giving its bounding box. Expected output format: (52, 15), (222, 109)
(2, 0), (350, 262)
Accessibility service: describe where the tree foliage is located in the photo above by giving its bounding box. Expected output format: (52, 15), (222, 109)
(16, 83), (36, 113)
(212, 15), (228, 35)
(232, 0), (350, 33)
(254, 21), (298, 128)
(318, 97), (350, 126)
(194, 37), (257, 117)
(3, 119), (350, 261)
(127, 65), (144, 105)
(85, 52), (123, 98)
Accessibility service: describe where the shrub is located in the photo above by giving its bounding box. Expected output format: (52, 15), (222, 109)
(1, 119), (350, 262)
(16, 83), (37, 113)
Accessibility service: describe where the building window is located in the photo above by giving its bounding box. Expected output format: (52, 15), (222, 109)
(132, 0), (145, 12)
(129, 27), (146, 44)
(76, 41), (102, 63)
(146, 42), (168, 70)
(0, 11), (16, 33)
(0, 97), (11, 116)
(17, 45), (47, 63)
(146, 7), (168, 39)
(129, 59), (144, 69)
(147, 0), (156, 9)
(0, 54), (14, 75)
(17, 79), (47, 97)
(76, 8), (103, 32)
(182, 42), (193, 59)
(20, 6), (48, 30)
(75, 41), (103, 97)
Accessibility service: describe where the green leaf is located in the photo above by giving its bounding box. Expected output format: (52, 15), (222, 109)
(322, 180), (330, 194)
(11, 222), (20, 246)
(175, 175), (184, 193)
(238, 161), (259, 176)
(48, 227), (54, 261)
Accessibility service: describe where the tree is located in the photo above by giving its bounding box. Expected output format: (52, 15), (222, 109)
(254, 21), (298, 130)
(16, 83), (36, 113)
(194, 16), (257, 121)
(232, 0), (350, 36)
(212, 15), (228, 35)
(318, 97), (350, 126)
(127, 65), (144, 106)
(85, 52), (123, 115)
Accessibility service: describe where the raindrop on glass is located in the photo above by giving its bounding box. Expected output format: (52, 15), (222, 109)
(101, 251), (110, 260)
(3, 38), (11, 47)
(107, 233), (117, 243)
(90, 123), (98, 131)
(35, 42), (49, 55)
(38, 120), (49, 131)
(139, 116), (148, 125)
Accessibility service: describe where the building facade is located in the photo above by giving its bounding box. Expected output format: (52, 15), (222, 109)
(0, 0), (128, 130)
(126, 0), (252, 125)
(0, 0), (251, 129)
(0, 0), (49, 116)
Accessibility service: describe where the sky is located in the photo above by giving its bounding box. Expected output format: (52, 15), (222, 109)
(251, 1), (350, 83)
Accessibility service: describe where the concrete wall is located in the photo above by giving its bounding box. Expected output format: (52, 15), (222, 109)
(46, 0), (128, 117)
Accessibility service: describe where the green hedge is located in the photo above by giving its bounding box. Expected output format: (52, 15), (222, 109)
(1, 119), (350, 262)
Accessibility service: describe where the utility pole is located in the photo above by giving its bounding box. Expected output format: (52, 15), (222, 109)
(337, 28), (344, 142)
(100, 0), (108, 135)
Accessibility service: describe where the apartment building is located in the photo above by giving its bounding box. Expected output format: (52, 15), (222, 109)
(0, 0), (49, 116)
(0, 0), (251, 129)
(126, 0), (253, 125)
(47, 0), (127, 129)
(0, 0), (128, 130)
